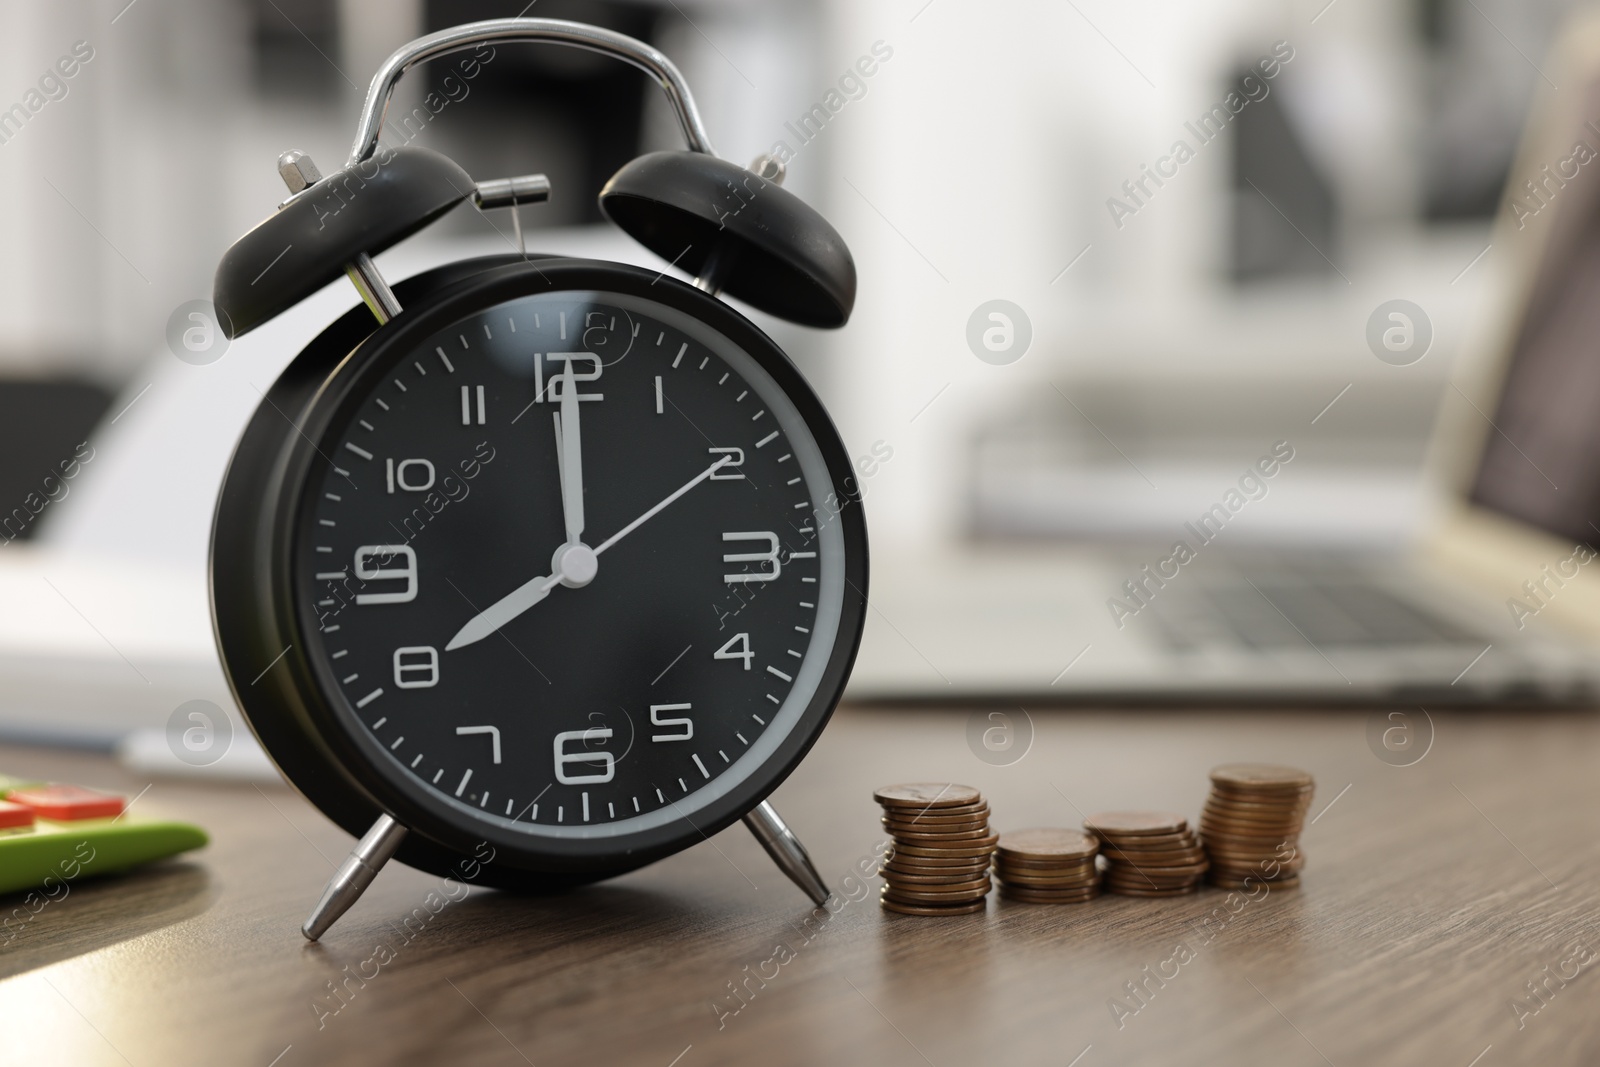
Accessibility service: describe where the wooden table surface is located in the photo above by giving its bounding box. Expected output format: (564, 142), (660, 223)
(2, 703), (1598, 1066)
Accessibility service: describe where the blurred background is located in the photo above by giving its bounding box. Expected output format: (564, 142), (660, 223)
(0, 0), (1584, 744)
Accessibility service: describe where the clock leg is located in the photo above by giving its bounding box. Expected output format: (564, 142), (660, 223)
(744, 801), (829, 907)
(301, 814), (409, 941)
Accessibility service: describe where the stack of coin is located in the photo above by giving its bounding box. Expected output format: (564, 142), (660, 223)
(874, 783), (996, 915)
(1200, 764), (1313, 890)
(1084, 811), (1208, 897)
(992, 828), (1101, 904)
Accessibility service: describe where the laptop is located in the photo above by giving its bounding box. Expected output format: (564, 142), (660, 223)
(846, 15), (1600, 704)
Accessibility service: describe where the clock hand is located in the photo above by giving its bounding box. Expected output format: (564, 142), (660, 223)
(444, 454), (734, 652)
(556, 359), (584, 543)
(444, 571), (562, 651)
(593, 453), (733, 556)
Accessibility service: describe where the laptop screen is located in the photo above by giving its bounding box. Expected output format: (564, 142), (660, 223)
(1468, 100), (1600, 544)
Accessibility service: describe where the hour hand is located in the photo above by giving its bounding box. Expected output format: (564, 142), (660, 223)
(556, 359), (584, 543)
(446, 572), (559, 651)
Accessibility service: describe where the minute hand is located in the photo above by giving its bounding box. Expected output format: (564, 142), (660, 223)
(592, 453), (733, 557)
(444, 455), (733, 652)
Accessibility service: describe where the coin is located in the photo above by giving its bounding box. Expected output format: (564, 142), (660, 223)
(883, 825), (992, 844)
(1107, 851), (1203, 870)
(995, 851), (1100, 869)
(884, 888), (991, 906)
(888, 836), (999, 859)
(1105, 884), (1198, 897)
(999, 886), (1100, 904)
(1203, 812), (1312, 831)
(1084, 811), (1188, 836)
(1106, 858), (1209, 877)
(883, 802), (991, 821)
(883, 876), (991, 896)
(1209, 764), (1314, 791)
(995, 828), (1099, 860)
(997, 876), (1099, 892)
(1094, 831), (1199, 849)
(1209, 780), (1312, 796)
(1209, 874), (1300, 891)
(1101, 843), (1200, 857)
(992, 857), (1094, 876)
(1203, 792), (1311, 811)
(1200, 838), (1298, 856)
(1206, 858), (1305, 878)
(880, 896), (987, 916)
(994, 860), (1097, 877)
(884, 850), (994, 867)
(874, 783), (983, 810)
(1102, 872), (1202, 891)
(883, 870), (992, 883)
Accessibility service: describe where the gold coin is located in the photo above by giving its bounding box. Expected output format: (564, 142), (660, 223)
(1209, 764), (1314, 791)
(880, 897), (987, 916)
(874, 783), (983, 810)
(995, 828), (1099, 861)
(1084, 811), (1188, 836)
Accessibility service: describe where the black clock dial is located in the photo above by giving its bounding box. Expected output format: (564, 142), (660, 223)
(292, 285), (850, 844)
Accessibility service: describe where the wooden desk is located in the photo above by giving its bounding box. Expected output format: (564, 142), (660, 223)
(1, 704), (1597, 1066)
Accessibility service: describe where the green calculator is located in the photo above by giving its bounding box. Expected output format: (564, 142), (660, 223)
(0, 773), (207, 897)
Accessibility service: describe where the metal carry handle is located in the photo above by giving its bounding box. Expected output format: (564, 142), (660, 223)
(346, 18), (716, 167)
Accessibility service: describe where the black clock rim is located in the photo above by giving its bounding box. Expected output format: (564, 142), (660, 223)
(213, 256), (868, 889)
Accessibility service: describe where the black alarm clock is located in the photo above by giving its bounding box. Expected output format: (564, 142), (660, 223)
(208, 19), (867, 940)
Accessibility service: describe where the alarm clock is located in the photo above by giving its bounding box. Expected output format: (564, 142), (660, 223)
(208, 19), (866, 940)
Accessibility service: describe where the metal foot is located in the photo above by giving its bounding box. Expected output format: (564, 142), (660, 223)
(744, 801), (829, 906)
(302, 814), (408, 941)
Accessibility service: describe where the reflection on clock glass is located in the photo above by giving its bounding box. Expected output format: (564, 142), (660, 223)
(295, 291), (846, 838)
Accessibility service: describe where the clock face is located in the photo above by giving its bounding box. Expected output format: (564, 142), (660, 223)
(291, 285), (852, 848)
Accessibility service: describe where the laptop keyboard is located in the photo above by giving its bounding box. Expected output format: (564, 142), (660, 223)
(1145, 574), (1484, 651)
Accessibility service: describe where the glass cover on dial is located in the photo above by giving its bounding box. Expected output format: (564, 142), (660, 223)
(297, 290), (846, 839)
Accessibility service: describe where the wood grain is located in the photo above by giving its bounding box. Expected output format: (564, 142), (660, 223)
(1, 704), (1598, 1066)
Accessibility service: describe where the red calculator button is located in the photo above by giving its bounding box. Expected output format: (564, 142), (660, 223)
(0, 800), (33, 830)
(8, 785), (125, 820)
